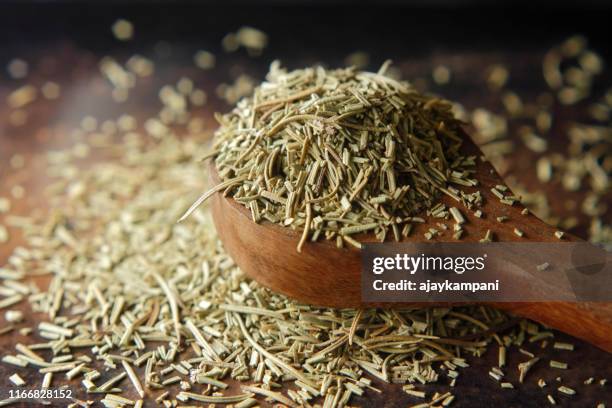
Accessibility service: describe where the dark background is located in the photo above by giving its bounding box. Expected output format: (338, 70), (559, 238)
(0, 2), (611, 65)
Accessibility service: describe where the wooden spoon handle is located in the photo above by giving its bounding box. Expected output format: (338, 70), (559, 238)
(488, 244), (612, 351)
(496, 302), (612, 352)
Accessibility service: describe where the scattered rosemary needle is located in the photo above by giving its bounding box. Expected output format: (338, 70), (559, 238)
(348, 309), (363, 346)
(449, 207), (466, 225)
(0, 197), (11, 213)
(480, 229), (494, 243)
(177, 391), (254, 404)
(550, 360), (568, 369)
(149, 271), (182, 344)
(537, 262), (550, 271)
(0, 225), (10, 243)
(498, 346), (506, 368)
(122, 360), (145, 398)
(111, 19), (134, 41)
(241, 385), (298, 407)
(519, 357), (540, 383)
(9, 373), (25, 386)
(553, 342), (574, 351)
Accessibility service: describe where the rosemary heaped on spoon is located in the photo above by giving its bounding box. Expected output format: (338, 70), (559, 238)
(183, 62), (482, 250)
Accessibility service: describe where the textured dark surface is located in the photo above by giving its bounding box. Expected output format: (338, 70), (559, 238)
(0, 4), (611, 407)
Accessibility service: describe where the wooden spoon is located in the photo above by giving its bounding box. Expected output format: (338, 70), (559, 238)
(209, 129), (612, 352)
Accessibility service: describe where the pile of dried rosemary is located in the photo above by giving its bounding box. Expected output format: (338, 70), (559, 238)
(183, 62), (483, 251)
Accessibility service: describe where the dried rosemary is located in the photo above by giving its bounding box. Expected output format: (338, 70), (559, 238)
(185, 62), (481, 250)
